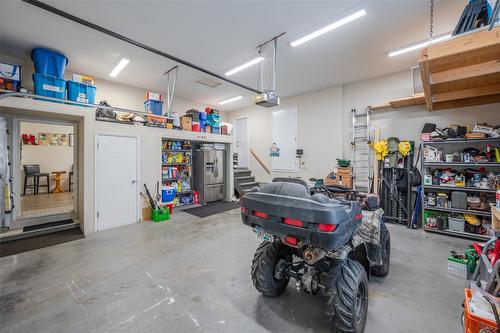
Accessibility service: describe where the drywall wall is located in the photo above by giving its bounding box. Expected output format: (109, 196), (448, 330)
(20, 122), (74, 191)
(224, 69), (500, 183)
(223, 85), (344, 183)
(0, 54), (205, 114)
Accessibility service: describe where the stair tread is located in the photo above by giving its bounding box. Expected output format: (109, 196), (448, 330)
(235, 176), (254, 180)
(238, 182), (259, 186)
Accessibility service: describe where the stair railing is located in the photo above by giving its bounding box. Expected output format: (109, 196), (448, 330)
(250, 148), (271, 175)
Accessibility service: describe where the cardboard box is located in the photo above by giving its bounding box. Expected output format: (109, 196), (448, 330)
(324, 167), (352, 188)
(181, 116), (192, 131)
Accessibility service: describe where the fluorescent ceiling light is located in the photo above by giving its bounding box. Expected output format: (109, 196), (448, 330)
(109, 58), (130, 77)
(225, 57), (263, 76)
(219, 96), (242, 105)
(290, 9), (366, 47)
(388, 34), (452, 57)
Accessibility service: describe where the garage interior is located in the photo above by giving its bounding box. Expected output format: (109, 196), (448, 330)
(0, 1), (499, 332)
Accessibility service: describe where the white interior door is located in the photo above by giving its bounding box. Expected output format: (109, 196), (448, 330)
(271, 107), (297, 172)
(96, 135), (138, 231)
(234, 117), (249, 169)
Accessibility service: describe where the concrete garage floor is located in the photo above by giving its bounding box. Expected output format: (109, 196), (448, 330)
(1, 208), (470, 333)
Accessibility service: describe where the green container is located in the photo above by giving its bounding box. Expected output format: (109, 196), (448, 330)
(152, 207), (170, 222)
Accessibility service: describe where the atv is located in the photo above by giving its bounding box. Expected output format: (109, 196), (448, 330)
(241, 178), (390, 333)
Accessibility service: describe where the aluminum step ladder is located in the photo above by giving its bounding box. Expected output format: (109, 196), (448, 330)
(351, 108), (372, 192)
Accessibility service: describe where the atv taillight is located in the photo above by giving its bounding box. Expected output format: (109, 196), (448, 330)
(319, 224), (337, 232)
(283, 218), (304, 227)
(354, 213), (362, 220)
(253, 210), (269, 219)
(241, 207), (248, 214)
(285, 236), (298, 246)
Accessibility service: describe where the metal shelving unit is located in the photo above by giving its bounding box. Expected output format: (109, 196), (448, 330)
(421, 138), (500, 240)
(161, 139), (194, 207)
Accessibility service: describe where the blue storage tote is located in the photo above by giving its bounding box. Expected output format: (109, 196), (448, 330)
(162, 186), (177, 203)
(67, 80), (96, 104)
(211, 126), (221, 134)
(31, 48), (68, 79)
(145, 99), (164, 115)
(33, 73), (66, 99)
(207, 113), (221, 126)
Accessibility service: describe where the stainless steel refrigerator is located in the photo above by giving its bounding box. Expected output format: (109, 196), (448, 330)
(193, 147), (225, 203)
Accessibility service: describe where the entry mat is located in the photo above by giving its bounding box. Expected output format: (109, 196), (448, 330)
(183, 201), (241, 218)
(0, 225), (84, 257)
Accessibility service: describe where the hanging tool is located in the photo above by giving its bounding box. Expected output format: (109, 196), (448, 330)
(140, 192), (153, 209)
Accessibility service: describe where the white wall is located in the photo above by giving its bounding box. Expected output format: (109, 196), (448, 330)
(225, 69), (500, 183)
(20, 122), (74, 190)
(224, 85), (344, 183)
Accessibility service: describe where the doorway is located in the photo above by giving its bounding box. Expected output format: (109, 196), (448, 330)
(96, 134), (138, 231)
(234, 117), (249, 169)
(19, 121), (76, 218)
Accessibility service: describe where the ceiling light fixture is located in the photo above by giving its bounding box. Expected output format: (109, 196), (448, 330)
(290, 9), (367, 47)
(225, 57), (263, 76)
(109, 58), (130, 77)
(388, 34), (452, 57)
(219, 96), (243, 105)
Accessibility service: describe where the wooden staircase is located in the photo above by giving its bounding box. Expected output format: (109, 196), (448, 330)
(234, 168), (259, 197)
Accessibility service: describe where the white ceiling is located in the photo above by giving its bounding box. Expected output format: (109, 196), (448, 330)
(0, 0), (466, 111)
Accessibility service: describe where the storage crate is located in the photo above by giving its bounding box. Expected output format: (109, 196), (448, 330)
(152, 207), (169, 222)
(145, 99), (164, 115)
(448, 257), (468, 279)
(162, 186), (176, 203)
(33, 73), (66, 99)
(67, 80), (96, 104)
(463, 288), (498, 333)
(448, 215), (465, 232)
(0, 63), (21, 90)
(31, 48), (68, 79)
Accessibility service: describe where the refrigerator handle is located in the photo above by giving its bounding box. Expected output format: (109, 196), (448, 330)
(214, 153), (219, 179)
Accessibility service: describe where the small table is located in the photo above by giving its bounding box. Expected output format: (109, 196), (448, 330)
(51, 171), (66, 193)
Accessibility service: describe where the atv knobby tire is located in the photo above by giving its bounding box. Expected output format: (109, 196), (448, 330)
(371, 223), (390, 277)
(251, 241), (292, 297)
(323, 259), (368, 333)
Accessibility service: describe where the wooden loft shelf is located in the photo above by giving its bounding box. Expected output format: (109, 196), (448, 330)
(370, 93), (426, 110)
(419, 26), (500, 111)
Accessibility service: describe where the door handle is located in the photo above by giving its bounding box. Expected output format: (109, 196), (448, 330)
(131, 180), (136, 184)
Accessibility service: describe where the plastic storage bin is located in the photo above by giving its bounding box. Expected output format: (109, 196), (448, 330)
(448, 216), (465, 232)
(33, 73), (66, 99)
(211, 126), (221, 134)
(152, 207), (170, 222)
(463, 288), (498, 333)
(192, 122), (200, 132)
(145, 99), (164, 116)
(67, 80), (96, 104)
(31, 48), (68, 79)
(162, 186), (177, 203)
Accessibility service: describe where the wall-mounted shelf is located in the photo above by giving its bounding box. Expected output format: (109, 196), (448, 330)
(423, 162), (500, 167)
(423, 185), (497, 193)
(369, 93), (426, 110)
(419, 26), (500, 111)
(424, 205), (491, 217)
(424, 226), (490, 241)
